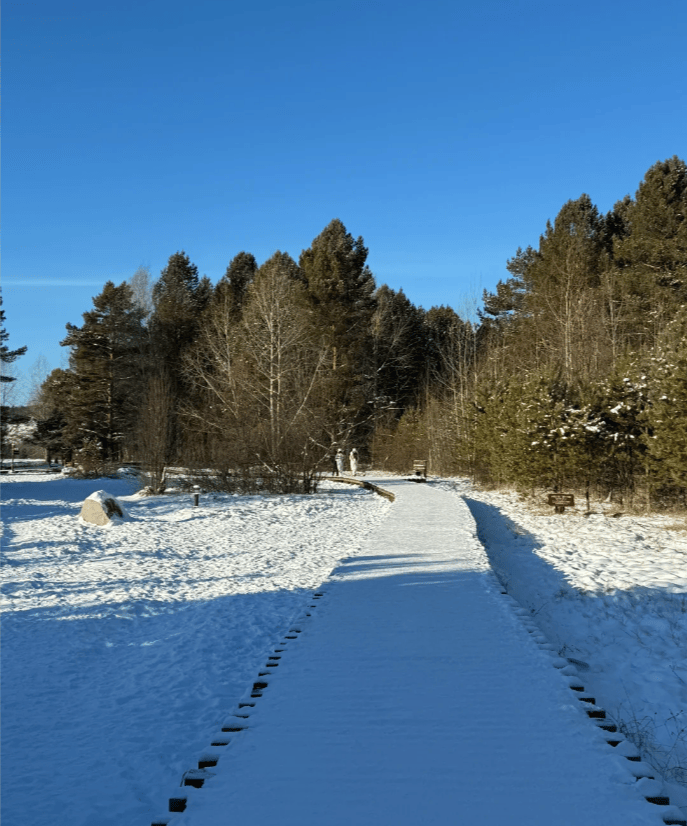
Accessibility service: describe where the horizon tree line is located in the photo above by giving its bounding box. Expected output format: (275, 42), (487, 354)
(19, 156), (687, 506)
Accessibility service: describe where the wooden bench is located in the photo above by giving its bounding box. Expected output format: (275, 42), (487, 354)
(412, 460), (427, 479)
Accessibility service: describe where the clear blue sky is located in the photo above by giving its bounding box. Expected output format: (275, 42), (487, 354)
(4, 0), (686, 402)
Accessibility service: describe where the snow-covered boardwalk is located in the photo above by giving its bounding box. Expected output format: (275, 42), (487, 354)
(179, 481), (662, 826)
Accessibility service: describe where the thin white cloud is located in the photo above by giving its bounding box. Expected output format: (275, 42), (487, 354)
(4, 279), (110, 287)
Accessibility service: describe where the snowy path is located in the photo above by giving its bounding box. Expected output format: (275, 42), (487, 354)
(177, 481), (666, 826)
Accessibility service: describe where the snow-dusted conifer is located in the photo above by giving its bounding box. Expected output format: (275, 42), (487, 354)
(644, 309), (687, 504)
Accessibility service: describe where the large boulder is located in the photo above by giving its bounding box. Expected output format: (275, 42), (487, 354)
(80, 490), (127, 526)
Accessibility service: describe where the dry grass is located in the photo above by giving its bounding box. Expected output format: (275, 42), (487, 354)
(662, 520), (687, 533)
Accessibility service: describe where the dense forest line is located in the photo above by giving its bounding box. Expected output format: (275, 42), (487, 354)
(6, 156), (687, 507)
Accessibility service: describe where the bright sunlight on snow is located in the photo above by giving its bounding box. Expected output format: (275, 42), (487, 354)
(1, 472), (390, 826)
(443, 479), (687, 814)
(2, 471), (687, 824)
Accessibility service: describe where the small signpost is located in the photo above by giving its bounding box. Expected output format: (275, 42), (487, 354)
(547, 493), (574, 514)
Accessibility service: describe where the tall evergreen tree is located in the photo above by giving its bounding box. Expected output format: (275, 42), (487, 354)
(525, 195), (606, 381)
(299, 220), (377, 445)
(480, 247), (532, 324)
(27, 368), (73, 461)
(459, 158), (687, 502)
(150, 251), (209, 362)
(0, 294), (27, 379)
(60, 281), (146, 460)
(371, 286), (426, 415)
(590, 369), (648, 498)
(0, 292), (28, 456)
(148, 251), (211, 458)
(213, 252), (258, 319)
(299, 219), (376, 373)
(613, 156), (687, 345)
(481, 196), (608, 383)
(424, 306), (474, 389)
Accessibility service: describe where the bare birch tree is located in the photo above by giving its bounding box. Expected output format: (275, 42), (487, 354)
(184, 252), (332, 491)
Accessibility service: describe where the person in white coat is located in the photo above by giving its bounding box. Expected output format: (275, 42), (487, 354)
(335, 448), (345, 475)
(349, 448), (359, 476)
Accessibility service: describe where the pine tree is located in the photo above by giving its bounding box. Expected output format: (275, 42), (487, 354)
(0, 294), (27, 379)
(480, 246), (532, 325)
(299, 219), (376, 373)
(213, 252), (258, 319)
(26, 368), (71, 463)
(590, 369), (648, 498)
(371, 286), (426, 415)
(595, 196), (639, 363)
(0, 292), (28, 457)
(479, 197), (608, 384)
(472, 370), (597, 492)
(424, 306), (474, 390)
(299, 219), (377, 446)
(613, 156), (687, 345)
(60, 281), (145, 461)
(468, 159), (687, 500)
(150, 251), (209, 360)
(644, 309), (687, 504)
(524, 195), (606, 381)
(147, 251), (211, 458)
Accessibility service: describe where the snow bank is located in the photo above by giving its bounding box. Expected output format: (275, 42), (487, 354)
(439, 478), (687, 813)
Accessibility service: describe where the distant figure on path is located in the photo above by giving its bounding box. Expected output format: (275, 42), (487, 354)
(349, 448), (359, 476)
(335, 449), (345, 475)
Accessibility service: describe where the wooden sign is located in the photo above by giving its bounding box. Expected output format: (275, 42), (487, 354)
(547, 493), (574, 513)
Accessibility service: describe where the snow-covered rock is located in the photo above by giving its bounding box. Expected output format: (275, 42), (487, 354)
(79, 489), (128, 526)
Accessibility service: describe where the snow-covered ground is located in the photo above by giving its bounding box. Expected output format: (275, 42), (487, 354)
(438, 479), (687, 814)
(2, 471), (687, 824)
(1, 472), (390, 826)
